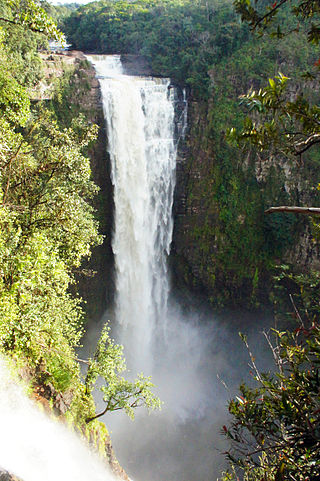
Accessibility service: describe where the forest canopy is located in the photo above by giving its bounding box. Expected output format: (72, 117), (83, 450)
(0, 0), (160, 429)
(63, 0), (250, 97)
(63, 0), (320, 306)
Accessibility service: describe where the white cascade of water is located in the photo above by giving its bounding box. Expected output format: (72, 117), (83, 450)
(85, 56), (239, 481)
(88, 55), (181, 371)
(0, 357), (116, 481)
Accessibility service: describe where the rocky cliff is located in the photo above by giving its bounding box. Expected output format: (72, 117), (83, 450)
(71, 51), (319, 310)
(40, 50), (115, 322)
(172, 88), (320, 307)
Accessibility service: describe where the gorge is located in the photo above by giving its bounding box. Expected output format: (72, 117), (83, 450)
(0, 0), (319, 480)
(82, 54), (272, 481)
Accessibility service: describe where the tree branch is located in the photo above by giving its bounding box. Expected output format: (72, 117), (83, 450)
(265, 206), (320, 215)
(254, 0), (289, 30)
(85, 399), (112, 424)
(294, 133), (320, 155)
(0, 16), (53, 35)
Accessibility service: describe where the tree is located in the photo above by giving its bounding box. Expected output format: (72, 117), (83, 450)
(0, 0), (62, 40)
(221, 324), (320, 481)
(234, 0), (320, 44)
(0, 107), (102, 391)
(0, 1), (102, 393)
(84, 325), (162, 423)
(228, 71), (320, 162)
(228, 0), (319, 162)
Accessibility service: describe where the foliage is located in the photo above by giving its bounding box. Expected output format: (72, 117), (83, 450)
(63, 0), (249, 98)
(221, 324), (320, 481)
(228, 70), (320, 162)
(234, 0), (320, 44)
(40, 1), (80, 28)
(85, 324), (162, 422)
(229, 0), (320, 161)
(0, 105), (101, 391)
(50, 58), (94, 127)
(270, 264), (320, 327)
(0, 1), (102, 395)
(0, 0), (62, 40)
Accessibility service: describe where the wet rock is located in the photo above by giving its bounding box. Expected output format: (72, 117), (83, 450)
(0, 469), (20, 481)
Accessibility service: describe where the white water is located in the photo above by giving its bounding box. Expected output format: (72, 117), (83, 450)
(88, 55), (179, 371)
(0, 357), (116, 481)
(85, 55), (272, 481)
(85, 56), (229, 481)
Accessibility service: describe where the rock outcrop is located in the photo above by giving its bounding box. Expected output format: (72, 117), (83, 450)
(172, 94), (320, 307)
(0, 470), (20, 481)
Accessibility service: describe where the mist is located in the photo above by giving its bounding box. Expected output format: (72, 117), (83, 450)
(81, 294), (273, 481)
(0, 357), (117, 481)
(80, 55), (275, 481)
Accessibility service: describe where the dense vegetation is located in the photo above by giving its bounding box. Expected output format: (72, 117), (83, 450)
(64, 0), (250, 98)
(222, 321), (320, 481)
(1, 0), (319, 479)
(41, 1), (80, 29)
(0, 0), (159, 442)
(64, 0), (320, 307)
(220, 1), (320, 479)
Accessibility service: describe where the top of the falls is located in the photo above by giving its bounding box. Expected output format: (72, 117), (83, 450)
(87, 54), (171, 88)
(87, 54), (124, 78)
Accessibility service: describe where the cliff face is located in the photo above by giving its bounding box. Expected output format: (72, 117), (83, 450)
(75, 52), (319, 310)
(52, 51), (115, 322)
(76, 59), (115, 323)
(172, 94), (320, 307)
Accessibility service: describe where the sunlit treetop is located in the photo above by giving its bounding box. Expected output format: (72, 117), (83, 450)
(0, 0), (62, 40)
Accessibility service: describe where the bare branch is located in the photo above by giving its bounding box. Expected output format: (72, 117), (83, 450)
(77, 358), (90, 365)
(294, 133), (320, 155)
(289, 294), (305, 327)
(265, 206), (320, 215)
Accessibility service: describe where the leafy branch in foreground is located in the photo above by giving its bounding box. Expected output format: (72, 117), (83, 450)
(84, 325), (162, 423)
(230, 0), (320, 163)
(0, 0), (62, 41)
(228, 72), (320, 161)
(221, 324), (320, 481)
(234, 0), (320, 44)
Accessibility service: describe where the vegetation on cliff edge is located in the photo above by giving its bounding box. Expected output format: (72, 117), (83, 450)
(63, 0), (320, 307)
(0, 0), (160, 447)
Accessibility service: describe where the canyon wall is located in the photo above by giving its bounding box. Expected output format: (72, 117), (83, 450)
(74, 54), (320, 310)
(172, 90), (320, 307)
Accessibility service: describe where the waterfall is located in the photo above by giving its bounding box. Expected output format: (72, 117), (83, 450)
(86, 55), (238, 481)
(88, 55), (180, 370)
(0, 356), (115, 481)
